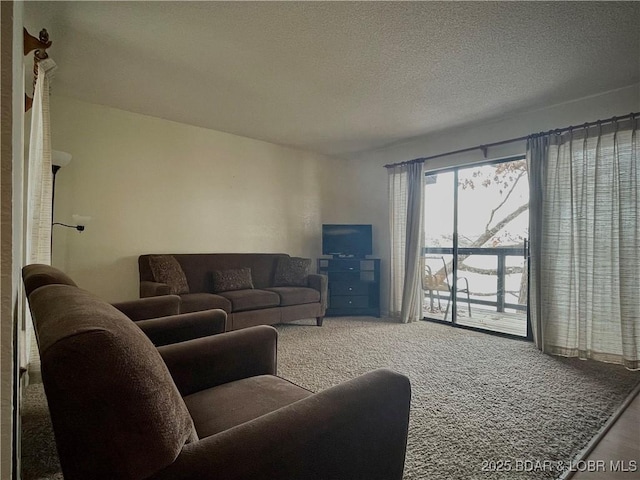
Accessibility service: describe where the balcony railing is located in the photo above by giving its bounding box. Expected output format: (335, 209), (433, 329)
(422, 246), (527, 313)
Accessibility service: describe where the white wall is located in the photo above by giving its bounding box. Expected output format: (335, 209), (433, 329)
(50, 96), (348, 302)
(345, 84), (640, 315)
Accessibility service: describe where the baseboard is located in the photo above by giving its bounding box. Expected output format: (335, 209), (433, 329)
(557, 380), (640, 480)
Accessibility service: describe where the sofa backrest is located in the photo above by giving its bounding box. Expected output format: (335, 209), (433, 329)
(28, 284), (197, 480)
(139, 253), (289, 292)
(22, 263), (78, 297)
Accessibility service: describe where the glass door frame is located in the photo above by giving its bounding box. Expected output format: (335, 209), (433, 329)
(422, 155), (532, 341)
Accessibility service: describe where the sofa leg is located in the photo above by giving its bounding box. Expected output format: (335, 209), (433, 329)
(316, 316), (324, 327)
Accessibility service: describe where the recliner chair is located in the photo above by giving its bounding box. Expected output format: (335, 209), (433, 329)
(26, 281), (411, 480)
(22, 263), (227, 345)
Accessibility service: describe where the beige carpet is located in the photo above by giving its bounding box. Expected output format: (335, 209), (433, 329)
(21, 317), (640, 480)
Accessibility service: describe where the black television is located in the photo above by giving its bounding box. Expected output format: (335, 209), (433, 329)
(322, 224), (373, 258)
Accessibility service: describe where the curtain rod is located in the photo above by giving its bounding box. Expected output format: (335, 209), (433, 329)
(384, 111), (640, 169)
(24, 28), (52, 112)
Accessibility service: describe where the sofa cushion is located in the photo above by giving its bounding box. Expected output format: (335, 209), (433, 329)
(218, 289), (280, 312)
(149, 255), (190, 295)
(184, 375), (312, 438)
(274, 257), (311, 287)
(264, 287), (321, 307)
(180, 293), (232, 314)
(211, 268), (254, 293)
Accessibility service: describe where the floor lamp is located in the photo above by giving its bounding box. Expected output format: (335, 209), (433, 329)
(51, 151), (91, 242)
(51, 151), (71, 250)
(51, 150), (72, 221)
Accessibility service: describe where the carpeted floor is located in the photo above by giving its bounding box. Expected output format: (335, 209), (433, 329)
(21, 317), (640, 480)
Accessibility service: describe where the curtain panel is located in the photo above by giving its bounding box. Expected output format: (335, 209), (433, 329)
(528, 119), (639, 369)
(527, 135), (548, 349)
(388, 162), (424, 323)
(25, 61), (56, 375)
(26, 62), (54, 265)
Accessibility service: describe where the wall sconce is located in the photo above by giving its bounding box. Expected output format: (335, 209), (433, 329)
(53, 214), (91, 232)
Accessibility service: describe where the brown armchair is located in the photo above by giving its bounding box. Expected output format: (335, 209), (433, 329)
(22, 264), (227, 345)
(27, 283), (411, 480)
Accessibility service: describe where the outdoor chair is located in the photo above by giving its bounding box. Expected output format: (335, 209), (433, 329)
(421, 256), (472, 319)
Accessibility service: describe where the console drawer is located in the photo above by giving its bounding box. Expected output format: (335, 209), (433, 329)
(330, 281), (369, 296)
(330, 296), (370, 309)
(327, 259), (361, 272)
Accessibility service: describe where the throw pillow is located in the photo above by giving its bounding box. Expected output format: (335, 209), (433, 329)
(211, 268), (254, 293)
(148, 255), (189, 295)
(274, 257), (311, 287)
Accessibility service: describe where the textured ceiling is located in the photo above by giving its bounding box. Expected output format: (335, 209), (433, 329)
(24, 1), (640, 157)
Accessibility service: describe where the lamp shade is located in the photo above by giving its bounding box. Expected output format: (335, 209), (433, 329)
(52, 150), (72, 168)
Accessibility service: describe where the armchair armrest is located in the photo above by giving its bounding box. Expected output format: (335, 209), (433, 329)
(157, 325), (277, 396)
(140, 280), (171, 297)
(112, 295), (181, 321)
(150, 369), (411, 480)
(307, 273), (327, 313)
(136, 309), (227, 347)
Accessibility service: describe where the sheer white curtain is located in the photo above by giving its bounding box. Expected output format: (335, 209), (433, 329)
(26, 62), (55, 265)
(388, 162), (425, 323)
(25, 60), (56, 375)
(528, 118), (639, 369)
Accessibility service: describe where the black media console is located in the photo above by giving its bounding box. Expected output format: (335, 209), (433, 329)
(317, 258), (380, 317)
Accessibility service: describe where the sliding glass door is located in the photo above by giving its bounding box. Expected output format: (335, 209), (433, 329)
(423, 171), (455, 323)
(422, 157), (529, 337)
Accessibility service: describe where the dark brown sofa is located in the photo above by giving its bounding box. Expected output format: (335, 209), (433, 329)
(26, 281), (411, 480)
(23, 264), (227, 346)
(139, 253), (327, 331)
